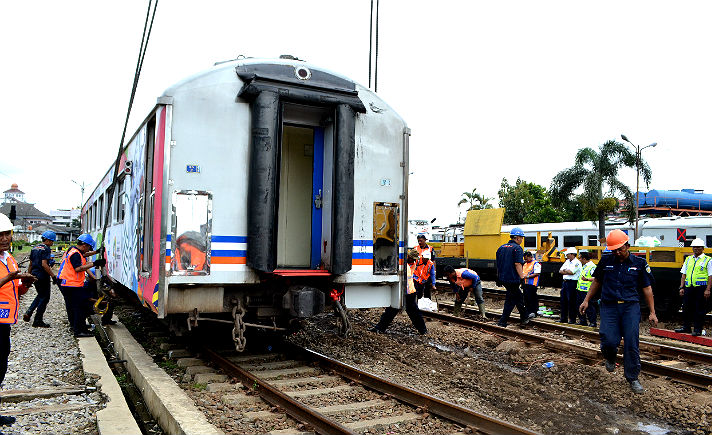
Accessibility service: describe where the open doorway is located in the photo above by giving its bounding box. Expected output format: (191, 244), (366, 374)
(277, 125), (324, 268)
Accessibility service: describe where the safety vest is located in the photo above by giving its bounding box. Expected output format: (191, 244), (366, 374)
(0, 253), (20, 324)
(416, 245), (434, 262)
(683, 254), (711, 287)
(577, 262), (596, 292)
(406, 263), (417, 295)
(454, 268), (476, 289)
(413, 257), (433, 284)
(522, 260), (540, 286)
(58, 246), (86, 287)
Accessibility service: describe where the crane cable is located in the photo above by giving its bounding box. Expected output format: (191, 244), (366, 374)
(99, 0), (159, 259)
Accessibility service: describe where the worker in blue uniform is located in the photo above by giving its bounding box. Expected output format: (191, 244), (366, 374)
(495, 228), (534, 327)
(23, 231), (58, 327)
(579, 229), (657, 394)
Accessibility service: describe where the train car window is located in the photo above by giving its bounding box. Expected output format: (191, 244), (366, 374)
(524, 236), (536, 248)
(707, 235), (712, 247)
(171, 191), (212, 276)
(373, 202), (399, 275)
(117, 177), (125, 223)
(683, 235), (696, 247)
(564, 236), (583, 247)
(540, 235), (558, 247)
(587, 235), (598, 246)
(141, 119), (156, 273)
(98, 195), (104, 228)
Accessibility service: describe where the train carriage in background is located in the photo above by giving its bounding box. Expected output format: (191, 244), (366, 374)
(81, 58), (410, 348)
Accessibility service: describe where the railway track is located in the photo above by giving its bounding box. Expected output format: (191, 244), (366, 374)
(422, 303), (712, 389)
(202, 343), (537, 435)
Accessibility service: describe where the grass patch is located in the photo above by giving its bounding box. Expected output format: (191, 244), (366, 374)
(192, 383), (207, 391)
(159, 360), (179, 370)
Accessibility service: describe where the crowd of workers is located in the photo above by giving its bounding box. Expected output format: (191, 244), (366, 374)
(0, 213), (115, 429)
(370, 225), (711, 394)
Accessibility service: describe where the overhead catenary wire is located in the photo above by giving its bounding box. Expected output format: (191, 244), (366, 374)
(99, 0), (159, 256)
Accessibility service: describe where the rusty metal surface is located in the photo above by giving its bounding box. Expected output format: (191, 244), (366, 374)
(202, 347), (355, 435)
(286, 343), (538, 435)
(422, 308), (712, 389)
(438, 300), (712, 365)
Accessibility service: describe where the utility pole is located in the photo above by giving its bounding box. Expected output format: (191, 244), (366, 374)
(71, 179), (86, 208)
(620, 135), (657, 242)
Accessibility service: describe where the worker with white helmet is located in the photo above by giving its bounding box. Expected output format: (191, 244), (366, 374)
(559, 247), (582, 324)
(0, 213), (36, 428)
(675, 238), (711, 336)
(579, 229), (657, 394)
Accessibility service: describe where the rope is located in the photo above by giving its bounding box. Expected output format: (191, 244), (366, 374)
(99, 0), (159, 258)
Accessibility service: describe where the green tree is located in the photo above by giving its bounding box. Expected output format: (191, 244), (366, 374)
(71, 218), (80, 228)
(457, 188), (493, 211)
(498, 178), (564, 224)
(550, 139), (651, 240)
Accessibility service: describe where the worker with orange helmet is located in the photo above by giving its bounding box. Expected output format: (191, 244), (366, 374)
(579, 229), (657, 394)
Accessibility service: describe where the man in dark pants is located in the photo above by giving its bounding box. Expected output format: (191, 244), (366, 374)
(0, 213), (36, 427)
(414, 234), (436, 300)
(559, 247), (582, 324)
(23, 231), (58, 327)
(522, 251), (541, 318)
(57, 234), (105, 337)
(370, 250), (427, 335)
(576, 251), (597, 326)
(495, 228), (533, 327)
(675, 238), (711, 336)
(579, 229), (658, 394)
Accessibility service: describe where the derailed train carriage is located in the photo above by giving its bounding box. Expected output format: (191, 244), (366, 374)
(81, 58), (410, 348)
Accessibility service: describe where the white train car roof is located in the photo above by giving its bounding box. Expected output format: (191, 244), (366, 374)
(501, 219), (631, 233)
(640, 215), (712, 229)
(160, 57), (406, 124)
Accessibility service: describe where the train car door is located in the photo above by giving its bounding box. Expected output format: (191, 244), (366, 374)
(277, 125), (323, 268)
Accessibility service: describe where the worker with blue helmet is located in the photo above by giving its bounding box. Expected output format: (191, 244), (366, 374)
(57, 234), (104, 337)
(495, 227), (534, 327)
(23, 230), (59, 327)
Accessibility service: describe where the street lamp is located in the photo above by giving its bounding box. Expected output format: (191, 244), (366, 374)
(620, 135), (657, 242)
(71, 179), (86, 208)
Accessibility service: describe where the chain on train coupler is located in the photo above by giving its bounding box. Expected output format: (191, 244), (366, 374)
(231, 302), (247, 352)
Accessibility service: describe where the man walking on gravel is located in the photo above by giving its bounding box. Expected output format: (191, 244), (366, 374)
(495, 228), (534, 327)
(24, 230), (58, 327)
(0, 213), (36, 427)
(579, 229), (658, 394)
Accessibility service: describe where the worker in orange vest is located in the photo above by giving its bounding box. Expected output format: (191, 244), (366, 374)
(414, 235), (436, 299)
(522, 251), (541, 318)
(443, 265), (487, 318)
(57, 234), (105, 337)
(370, 249), (427, 335)
(0, 213), (36, 427)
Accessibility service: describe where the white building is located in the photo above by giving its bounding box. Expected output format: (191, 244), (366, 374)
(50, 209), (81, 225)
(2, 183), (25, 204)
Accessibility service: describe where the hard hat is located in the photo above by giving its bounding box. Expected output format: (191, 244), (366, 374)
(421, 250), (431, 259)
(510, 227), (525, 237)
(41, 230), (57, 242)
(416, 234), (427, 240)
(606, 229), (629, 250)
(0, 214), (12, 233)
(565, 247), (577, 255)
(77, 233), (96, 249)
(690, 238), (705, 248)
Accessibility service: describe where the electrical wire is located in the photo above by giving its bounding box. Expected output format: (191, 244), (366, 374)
(99, 0), (159, 255)
(374, 0), (379, 93)
(368, 0), (373, 88)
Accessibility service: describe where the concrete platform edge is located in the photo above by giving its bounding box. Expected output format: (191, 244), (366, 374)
(106, 322), (223, 435)
(77, 336), (142, 435)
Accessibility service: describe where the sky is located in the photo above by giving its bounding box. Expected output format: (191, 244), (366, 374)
(1, 1), (710, 226)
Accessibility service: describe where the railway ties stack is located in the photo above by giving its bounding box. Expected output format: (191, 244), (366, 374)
(198, 346), (535, 435)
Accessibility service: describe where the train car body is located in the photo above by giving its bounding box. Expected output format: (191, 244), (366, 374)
(81, 58), (409, 339)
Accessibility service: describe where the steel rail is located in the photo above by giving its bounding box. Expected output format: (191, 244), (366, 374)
(285, 343), (538, 435)
(420, 309), (712, 389)
(202, 347), (355, 435)
(437, 300), (712, 365)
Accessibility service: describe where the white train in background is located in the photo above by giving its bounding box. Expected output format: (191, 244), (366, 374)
(81, 57), (411, 348)
(501, 215), (712, 251)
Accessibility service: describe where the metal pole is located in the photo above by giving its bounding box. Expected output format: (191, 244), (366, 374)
(635, 147), (640, 241)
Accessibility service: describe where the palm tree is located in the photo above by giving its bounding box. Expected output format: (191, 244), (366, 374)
(550, 140), (651, 241)
(458, 188), (493, 211)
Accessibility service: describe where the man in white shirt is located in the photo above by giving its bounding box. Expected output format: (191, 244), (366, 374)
(559, 247), (582, 324)
(675, 238), (712, 336)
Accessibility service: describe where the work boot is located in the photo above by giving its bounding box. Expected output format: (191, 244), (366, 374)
(0, 415), (15, 426)
(629, 379), (644, 394)
(22, 313), (30, 322)
(477, 303), (487, 319)
(674, 327), (691, 333)
(32, 321), (50, 328)
(692, 330), (702, 337)
(453, 300), (463, 317)
(604, 359), (616, 372)
(521, 312), (535, 326)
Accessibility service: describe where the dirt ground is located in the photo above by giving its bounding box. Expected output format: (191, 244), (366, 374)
(287, 307), (712, 435)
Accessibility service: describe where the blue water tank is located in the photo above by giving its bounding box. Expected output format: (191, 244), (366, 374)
(638, 189), (712, 211)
